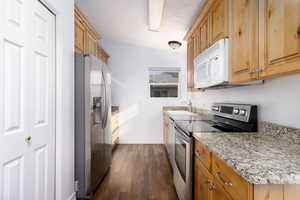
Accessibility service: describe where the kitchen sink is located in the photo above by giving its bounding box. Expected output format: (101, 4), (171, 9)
(165, 110), (198, 116)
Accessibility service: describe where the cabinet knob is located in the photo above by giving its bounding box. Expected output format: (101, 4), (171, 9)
(208, 185), (216, 191)
(216, 171), (233, 186)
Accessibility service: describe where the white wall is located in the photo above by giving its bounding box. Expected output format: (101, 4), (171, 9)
(189, 74), (300, 129)
(44, 0), (75, 200)
(102, 40), (187, 144)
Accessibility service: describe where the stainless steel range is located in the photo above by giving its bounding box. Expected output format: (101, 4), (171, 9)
(173, 103), (257, 200)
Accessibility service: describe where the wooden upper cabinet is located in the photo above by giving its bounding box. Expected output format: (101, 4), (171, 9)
(193, 29), (201, 58)
(74, 5), (109, 63)
(199, 16), (210, 52)
(259, 0), (300, 79)
(75, 18), (85, 53)
(210, 0), (229, 43)
(187, 37), (195, 90)
(85, 31), (98, 56)
(230, 0), (259, 83)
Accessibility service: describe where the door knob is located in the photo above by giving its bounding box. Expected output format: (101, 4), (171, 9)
(25, 136), (32, 143)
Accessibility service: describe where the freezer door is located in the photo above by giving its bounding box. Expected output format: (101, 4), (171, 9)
(86, 55), (107, 191)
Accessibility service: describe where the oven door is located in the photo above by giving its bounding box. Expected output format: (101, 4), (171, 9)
(173, 126), (193, 200)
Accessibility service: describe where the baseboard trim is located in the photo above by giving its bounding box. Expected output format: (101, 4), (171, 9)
(68, 192), (76, 200)
(119, 139), (163, 144)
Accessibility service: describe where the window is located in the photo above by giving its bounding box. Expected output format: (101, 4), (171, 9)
(149, 68), (180, 98)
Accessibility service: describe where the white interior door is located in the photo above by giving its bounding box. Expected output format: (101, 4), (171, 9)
(0, 0), (56, 199)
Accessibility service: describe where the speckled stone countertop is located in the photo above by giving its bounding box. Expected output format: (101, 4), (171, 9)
(193, 122), (300, 184)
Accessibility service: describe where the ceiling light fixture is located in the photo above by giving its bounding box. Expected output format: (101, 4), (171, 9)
(168, 41), (182, 50)
(148, 0), (165, 31)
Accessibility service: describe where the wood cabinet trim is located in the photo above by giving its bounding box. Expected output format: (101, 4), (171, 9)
(75, 5), (100, 40)
(75, 5), (110, 63)
(184, 0), (216, 41)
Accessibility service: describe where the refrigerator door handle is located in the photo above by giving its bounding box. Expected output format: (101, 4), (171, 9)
(103, 74), (109, 128)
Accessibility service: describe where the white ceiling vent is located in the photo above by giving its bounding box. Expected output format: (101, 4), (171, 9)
(148, 0), (165, 31)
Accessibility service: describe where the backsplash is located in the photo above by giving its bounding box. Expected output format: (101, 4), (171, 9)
(188, 73), (300, 129)
(261, 121), (300, 145)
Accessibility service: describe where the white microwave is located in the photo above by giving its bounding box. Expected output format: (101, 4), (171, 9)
(194, 39), (229, 89)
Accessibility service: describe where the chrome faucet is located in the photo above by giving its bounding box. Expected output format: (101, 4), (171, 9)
(188, 100), (193, 112)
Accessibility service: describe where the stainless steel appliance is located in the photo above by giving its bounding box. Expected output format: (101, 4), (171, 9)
(173, 103), (257, 200)
(75, 54), (112, 199)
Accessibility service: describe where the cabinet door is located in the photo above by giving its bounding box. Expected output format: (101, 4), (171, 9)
(193, 30), (201, 58)
(211, 179), (233, 200)
(195, 158), (212, 200)
(230, 0), (259, 83)
(200, 16), (210, 52)
(187, 38), (195, 90)
(75, 18), (85, 53)
(211, 0), (229, 43)
(259, 0), (300, 79)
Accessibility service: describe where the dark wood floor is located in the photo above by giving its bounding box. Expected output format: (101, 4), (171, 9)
(94, 144), (179, 200)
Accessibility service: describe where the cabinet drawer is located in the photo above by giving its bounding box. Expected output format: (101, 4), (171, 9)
(212, 155), (253, 200)
(195, 140), (212, 171)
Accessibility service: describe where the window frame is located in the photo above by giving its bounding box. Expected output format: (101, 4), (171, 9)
(148, 68), (181, 99)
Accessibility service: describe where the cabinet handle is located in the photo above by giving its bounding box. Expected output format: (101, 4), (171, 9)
(248, 68), (264, 74)
(208, 185), (216, 191)
(297, 26), (300, 38)
(216, 171), (233, 186)
(203, 179), (212, 184)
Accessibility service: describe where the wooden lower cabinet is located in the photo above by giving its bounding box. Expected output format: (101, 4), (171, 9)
(194, 139), (300, 200)
(195, 157), (213, 200)
(195, 156), (233, 200)
(211, 178), (233, 200)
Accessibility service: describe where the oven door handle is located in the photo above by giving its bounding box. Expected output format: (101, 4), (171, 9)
(174, 126), (189, 138)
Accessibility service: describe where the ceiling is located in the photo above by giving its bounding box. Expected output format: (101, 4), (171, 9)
(76, 0), (205, 50)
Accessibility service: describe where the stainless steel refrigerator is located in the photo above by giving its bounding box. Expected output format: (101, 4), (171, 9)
(75, 54), (112, 199)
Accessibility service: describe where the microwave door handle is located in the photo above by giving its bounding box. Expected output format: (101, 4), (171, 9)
(206, 60), (211, 82)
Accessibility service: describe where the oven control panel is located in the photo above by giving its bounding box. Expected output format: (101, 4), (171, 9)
(211, 103), (257, 122)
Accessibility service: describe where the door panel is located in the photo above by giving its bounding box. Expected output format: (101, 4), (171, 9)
(31, 2), (55, 199)
(34, 146), (48, 200)
(259, 0), (300, 79)
(0, 0), (29, 199)
(3, 157), (24, 200)
(0, 0), (56, 199)
(230, 0), (259, 83)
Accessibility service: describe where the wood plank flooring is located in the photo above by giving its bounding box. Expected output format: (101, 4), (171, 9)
(94, 144), (179, 200)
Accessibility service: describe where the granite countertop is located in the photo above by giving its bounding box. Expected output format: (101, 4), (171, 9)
(193, 122), (300, 184)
